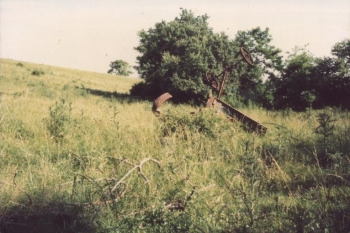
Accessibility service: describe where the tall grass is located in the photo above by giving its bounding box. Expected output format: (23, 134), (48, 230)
(1, 58), (349, 232)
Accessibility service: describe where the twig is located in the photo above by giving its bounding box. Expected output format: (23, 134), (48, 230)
(12, 169), (33, 205)
(60, 177), (119, 187)
(13, 169), (18, 186)
(111, 158), (160, 192)
(0, 180), (16, 186)
(90, 202), (105, 224)
(107, 156), (134, 167)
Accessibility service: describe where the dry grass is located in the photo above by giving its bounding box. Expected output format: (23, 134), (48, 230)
(1, 58), (350, 232)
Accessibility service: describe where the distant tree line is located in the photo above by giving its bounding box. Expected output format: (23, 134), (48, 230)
(123, 9), (349, 110)
(273, 41), (350, 110)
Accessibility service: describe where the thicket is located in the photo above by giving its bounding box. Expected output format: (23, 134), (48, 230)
(274, 45), (350, 110)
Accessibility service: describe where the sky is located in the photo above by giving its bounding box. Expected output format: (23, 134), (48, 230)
(1, 0), (349, 76)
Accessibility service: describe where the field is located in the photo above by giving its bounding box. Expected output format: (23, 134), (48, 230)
(1, 58), (350, 232)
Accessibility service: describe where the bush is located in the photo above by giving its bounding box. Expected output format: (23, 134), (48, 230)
(44, 99), (73, 142)
(31, 68), (45, 76)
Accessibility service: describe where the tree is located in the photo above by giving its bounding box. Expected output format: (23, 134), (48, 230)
(233, 27), (284, 108)
(274, 41), (350, 110)
(331, 38), (350, 65)
(274, 47), (315, 110)
(312, 56), (350, 109)
(108, 60), (132, 76)
(132, 9), (240, 103)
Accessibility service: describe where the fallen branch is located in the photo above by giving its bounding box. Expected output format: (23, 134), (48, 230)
(12, 169), (33, 205)
(59, 177), (118, 187)
(111, 157), (161, 192)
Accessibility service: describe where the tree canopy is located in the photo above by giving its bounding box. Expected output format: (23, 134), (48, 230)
(131, 9), (350, 110)
(133, 10), (225, 102)
(108, 60), (132, 76)
(132, 10), (282, 103)
(274, 41), (350, 110)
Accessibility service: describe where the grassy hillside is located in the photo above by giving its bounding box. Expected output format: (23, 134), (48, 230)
(1, 58), (350, 232)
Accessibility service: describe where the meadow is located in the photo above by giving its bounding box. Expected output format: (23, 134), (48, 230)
(0, 58), (349, 232)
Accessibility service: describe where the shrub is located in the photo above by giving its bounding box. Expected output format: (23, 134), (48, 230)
(31, 68), (45, 76)
(44, 99), (73, 142)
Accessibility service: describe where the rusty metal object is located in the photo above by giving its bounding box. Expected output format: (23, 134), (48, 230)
(206, 96), (216, 108)
(207, 98), (267, 135)
(205, 71), (220, 90)
(240, 47), (255, 66)
(152, 92), (172, 113)
(204, 47), (267, 134)
(152, 47), (266, 134)
(217, 69), (228, 100)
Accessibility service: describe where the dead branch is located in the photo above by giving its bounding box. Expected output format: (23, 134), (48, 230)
(12, 169), (33, 205)
(111, 158), (160, 192)
(59, 177), (118, 187)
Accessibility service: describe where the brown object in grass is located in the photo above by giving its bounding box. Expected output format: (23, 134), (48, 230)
(152, 93), (172, 113)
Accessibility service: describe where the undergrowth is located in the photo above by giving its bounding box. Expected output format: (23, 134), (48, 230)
(1, 59), (350, 232)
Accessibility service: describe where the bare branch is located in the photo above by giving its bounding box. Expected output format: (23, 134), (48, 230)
(111, 158), (160, 192)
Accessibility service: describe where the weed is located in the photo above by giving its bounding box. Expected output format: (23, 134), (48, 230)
(44, 99), (73, 142)
(314, 112), (335, 167)
(31, 68), (45, 76)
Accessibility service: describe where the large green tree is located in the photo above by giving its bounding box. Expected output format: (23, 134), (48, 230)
(132, 10), (243, 103)
(233, 27), (284, 108)
(132, 10), (284, 105)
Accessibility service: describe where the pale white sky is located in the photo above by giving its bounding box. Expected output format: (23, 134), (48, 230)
(1, 0), (349, 76)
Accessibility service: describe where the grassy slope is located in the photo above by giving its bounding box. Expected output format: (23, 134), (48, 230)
(1, 58), (350, 232)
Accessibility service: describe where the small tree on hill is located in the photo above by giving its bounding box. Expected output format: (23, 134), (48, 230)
(108, 60), (132, 76)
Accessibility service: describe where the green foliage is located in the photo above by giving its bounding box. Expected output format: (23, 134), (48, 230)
(314, 112), (335, 150)
(158, 108), (235, 139)
(314, 111), (335, 167)
(331, 38), (350, 64)
(31, 68), (45, 76)
(108, 59), (132, 76)
(129, 81), (152, 99)
(44, 99), (73, 142)
(274, 41), (350, 111)
(274, 48), (315, 110)
(133, 9), (239, 103)
(301, 90), (316, 108)
(133, 10), (284, 106)
(234, 27), (284, 107)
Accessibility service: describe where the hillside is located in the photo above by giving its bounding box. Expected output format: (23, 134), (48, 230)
(0, 59), (350, 232)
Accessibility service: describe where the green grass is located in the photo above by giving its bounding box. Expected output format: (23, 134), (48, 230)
(1, 58), (350, 232)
